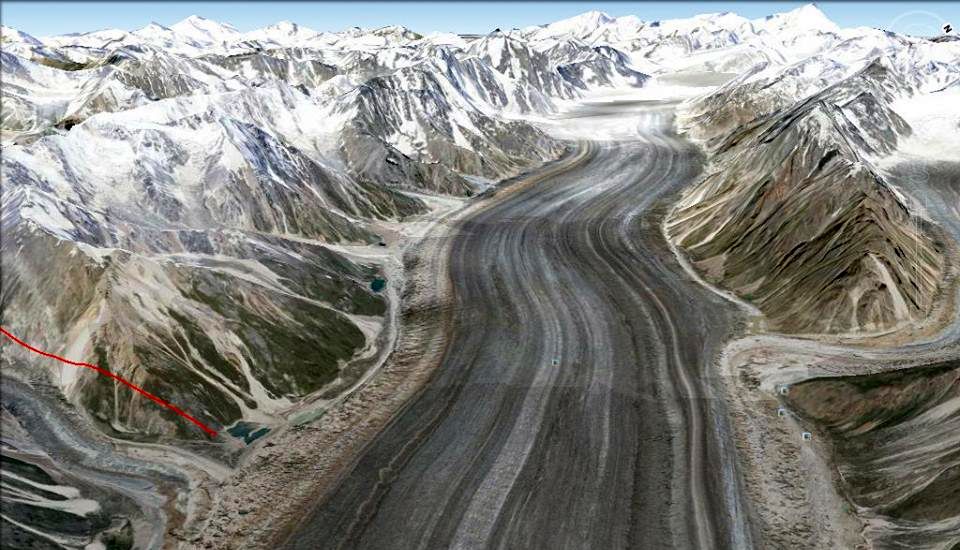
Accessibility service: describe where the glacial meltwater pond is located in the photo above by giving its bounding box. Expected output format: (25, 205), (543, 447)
(227, 421), (270, 445)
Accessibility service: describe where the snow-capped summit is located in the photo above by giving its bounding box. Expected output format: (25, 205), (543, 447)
(532, 10), (616, 39)
(133, 21), (192, 48)
(135, 22), (174, 36)
(1, 25), (42, 45)
(170, 15), (241, 45)
(243, 20), (322, 46)
(367, 24), (423, 42)
(324, 24), (423, 48)
(45, 27), (133, 46)
(270, 20), (302, 33)
(690, 11), (749, 32)
(415, 31), (469, 49)
(756, 3), (839, 35)
(0, 25), (71, 65)
(646, 11), (749, 36)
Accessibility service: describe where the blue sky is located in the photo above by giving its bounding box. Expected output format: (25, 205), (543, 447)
(3, 2), (956, 38)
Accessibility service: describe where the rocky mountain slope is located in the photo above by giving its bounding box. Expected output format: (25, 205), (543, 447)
(667, 32), (959, 334)
(658, 12), (960, 550)
(787, 361), (960, 549)
(1, 9), (653, 446)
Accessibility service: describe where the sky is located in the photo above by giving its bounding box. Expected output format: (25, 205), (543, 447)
(2, 1), (957, 38)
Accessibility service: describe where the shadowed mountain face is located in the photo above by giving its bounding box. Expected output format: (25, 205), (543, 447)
(0, 210), (387, 439)
(786, 363), (960, 549)
(667, 62), (945, 334)
(342, 53), (566, 195)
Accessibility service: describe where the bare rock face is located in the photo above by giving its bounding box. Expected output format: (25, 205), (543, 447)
(1, 199), (387, 440)
(786, 362), (960, 549)
(341, 54), (567, 195)
(668, 63), (945, 334)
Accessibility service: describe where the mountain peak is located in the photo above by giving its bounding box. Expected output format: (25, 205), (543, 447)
(132, 21), (179, 42)
(170, 14), (240, 43)
(245, 20), (322, 44)
(175, 14), (209, 27)
(1, 25), (42, 45)
(531, 10), (617, 40)
(172, 15), (238, 32)
(560, 10), (615, 27)
(792, 3), (830, 20)
(771, 3), (838, 32)
(579, 10), (614, 21)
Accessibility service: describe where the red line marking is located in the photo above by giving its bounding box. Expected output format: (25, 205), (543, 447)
(1, 326), (218, 437)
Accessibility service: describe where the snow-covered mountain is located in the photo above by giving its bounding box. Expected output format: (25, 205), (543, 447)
(682, 31), (960, 143)
(465, 30), (649, 99)
(241, 20), (324, 47)
(2, 12), (605, 441)
(658, 17), (960, 547)
(521, 4), (855, 74)
(170, 14), (241, 46)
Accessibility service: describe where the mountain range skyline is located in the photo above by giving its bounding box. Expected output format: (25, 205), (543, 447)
(4, 1), (956, 38)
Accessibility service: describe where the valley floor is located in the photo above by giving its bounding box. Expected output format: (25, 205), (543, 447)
(273, 98), (756, 549)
